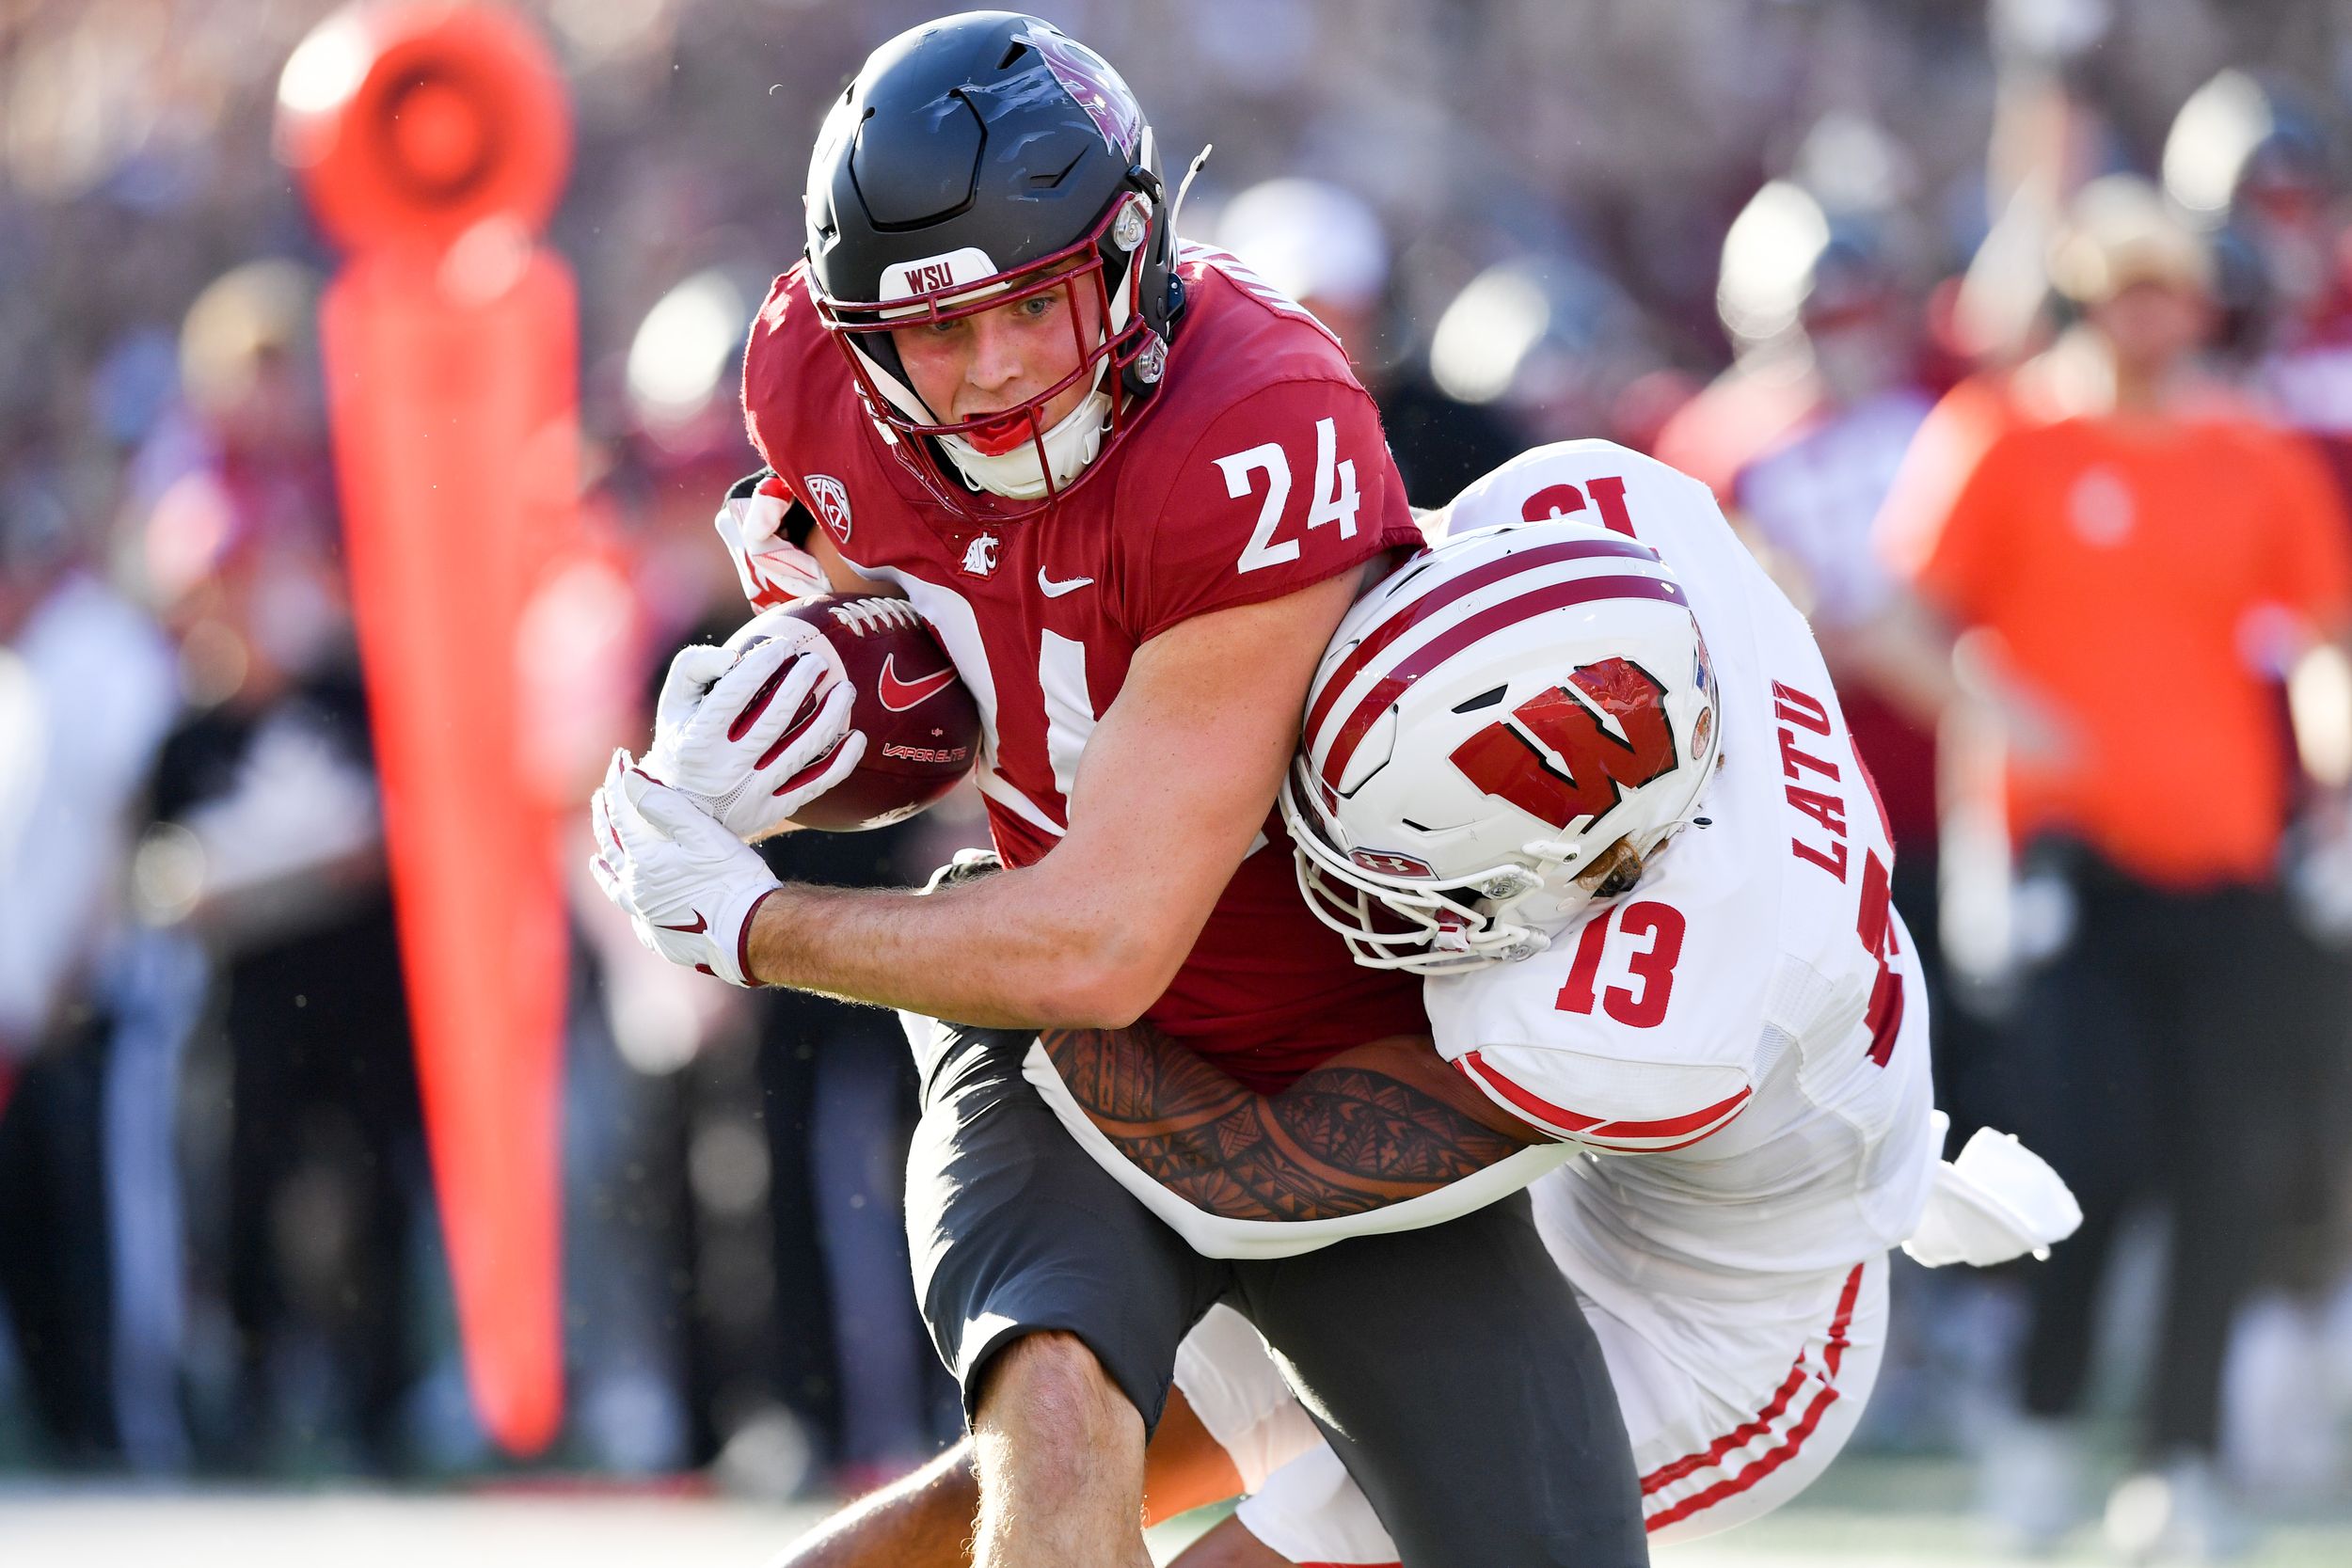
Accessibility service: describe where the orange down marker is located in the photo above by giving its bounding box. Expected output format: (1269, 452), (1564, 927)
(276, 1), (573, 1455)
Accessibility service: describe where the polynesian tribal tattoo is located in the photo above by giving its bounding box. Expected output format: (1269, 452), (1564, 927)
(1036, 1022), (1528, 1222)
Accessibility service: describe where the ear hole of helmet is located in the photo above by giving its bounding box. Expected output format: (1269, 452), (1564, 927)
(1575, 838), (1646, 900)
(1281, 765), (1560, 973)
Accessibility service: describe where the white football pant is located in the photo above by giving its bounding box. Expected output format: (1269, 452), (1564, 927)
(1172, 1253), (1889, 1562)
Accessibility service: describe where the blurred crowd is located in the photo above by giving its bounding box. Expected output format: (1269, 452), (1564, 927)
(6, 0), (2352, 1554)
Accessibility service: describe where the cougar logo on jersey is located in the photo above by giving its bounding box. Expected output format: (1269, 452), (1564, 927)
(805, 474), (853, 545)
(1448, 658), (1678, 832)
(960, 534), (1001, 578)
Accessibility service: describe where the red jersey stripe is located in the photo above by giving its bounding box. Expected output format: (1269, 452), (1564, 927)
(1638, 1263), (1866, 1502)
(1458, 1051), (1752, 1143)
(1639, 1364), (1809, 1495)
(1645, 1382), (1842, 1531)
(1317, 575), (1688, 794)
(1820, 1260), (1863, 1377)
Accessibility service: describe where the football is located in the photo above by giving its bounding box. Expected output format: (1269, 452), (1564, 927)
(732, 594), (980, 832)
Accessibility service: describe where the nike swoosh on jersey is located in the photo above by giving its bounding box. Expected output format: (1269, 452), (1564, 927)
(1038, 569), (1094, 597)
(655, 912), (709, 934)
(879, 656), (959, 711)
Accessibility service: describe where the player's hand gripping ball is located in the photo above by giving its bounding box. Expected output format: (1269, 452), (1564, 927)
(589, 751), (780, 987)
(643, 596), (978, 837)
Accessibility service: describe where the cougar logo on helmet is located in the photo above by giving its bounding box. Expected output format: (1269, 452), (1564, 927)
(1022, 26), (1144, 155)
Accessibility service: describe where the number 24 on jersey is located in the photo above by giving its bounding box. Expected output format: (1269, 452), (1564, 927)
(1216, 417), (1361, 574)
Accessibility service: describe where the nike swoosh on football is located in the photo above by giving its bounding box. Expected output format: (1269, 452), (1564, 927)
(879, 656), (959, 711)
(1038, 569), (1094, 597)
(655, 912), (709, 934)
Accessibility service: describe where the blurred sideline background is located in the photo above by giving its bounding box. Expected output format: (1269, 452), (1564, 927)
(7, 0), (2352, 1563)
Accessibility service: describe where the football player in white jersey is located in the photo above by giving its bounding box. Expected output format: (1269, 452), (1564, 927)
(1125, 440), (2071, 1561)
(1011, 441), (2077, 1564)
(767, 443), (2074, 1568)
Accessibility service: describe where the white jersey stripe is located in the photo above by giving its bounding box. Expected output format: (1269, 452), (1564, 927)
(975, 770), (1066, 838)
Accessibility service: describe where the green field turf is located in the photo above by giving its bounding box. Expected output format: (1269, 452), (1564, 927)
(4, 1459), (2349, 1568)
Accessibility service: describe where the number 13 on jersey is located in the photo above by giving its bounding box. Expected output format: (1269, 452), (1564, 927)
(1557, 881), (1904, 1066)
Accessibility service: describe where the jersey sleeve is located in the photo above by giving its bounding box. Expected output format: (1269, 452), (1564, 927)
(1425, 881), (1766, 1156)
(1454, 1043), (1754, 1153)
(738, 270), (811, 491)
(1117, 377), (1420, 642)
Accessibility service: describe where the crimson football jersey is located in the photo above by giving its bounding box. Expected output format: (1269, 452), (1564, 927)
(740, 245), (1425, 1089)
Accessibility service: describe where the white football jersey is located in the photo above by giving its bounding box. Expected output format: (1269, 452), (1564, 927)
(1428, 441), (1938, 1289)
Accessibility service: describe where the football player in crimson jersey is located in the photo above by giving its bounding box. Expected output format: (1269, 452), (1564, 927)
(737, 450), (2078, 1568)
(590, 15), (1639, 1568)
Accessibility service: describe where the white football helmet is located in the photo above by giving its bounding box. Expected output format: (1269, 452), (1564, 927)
(1280, 519), (1723, 973)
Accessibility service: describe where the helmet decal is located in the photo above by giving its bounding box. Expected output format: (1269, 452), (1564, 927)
(1280, 511), (1723, 974)
(881, 247), (1001, 302)
(1022, 26), (1144, 156)
(1446, 658), (1678, 832)
(1349, 847), (1437, 879)
(1317, 571), (1685, 795)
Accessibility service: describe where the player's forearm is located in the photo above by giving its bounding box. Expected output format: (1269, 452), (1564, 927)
(1038, 1022), (1535, 1222)
(741, 866), (1174, 1028)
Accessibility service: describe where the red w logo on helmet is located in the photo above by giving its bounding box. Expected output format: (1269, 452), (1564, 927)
(1448, 658), (1678, 830)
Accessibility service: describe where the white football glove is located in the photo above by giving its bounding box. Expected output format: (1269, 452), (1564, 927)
(717, 470), (832, 610)
(1902, 1118), (2084, 1269)
(589, 751), (781, 987)
(640, 609), (867, 842)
